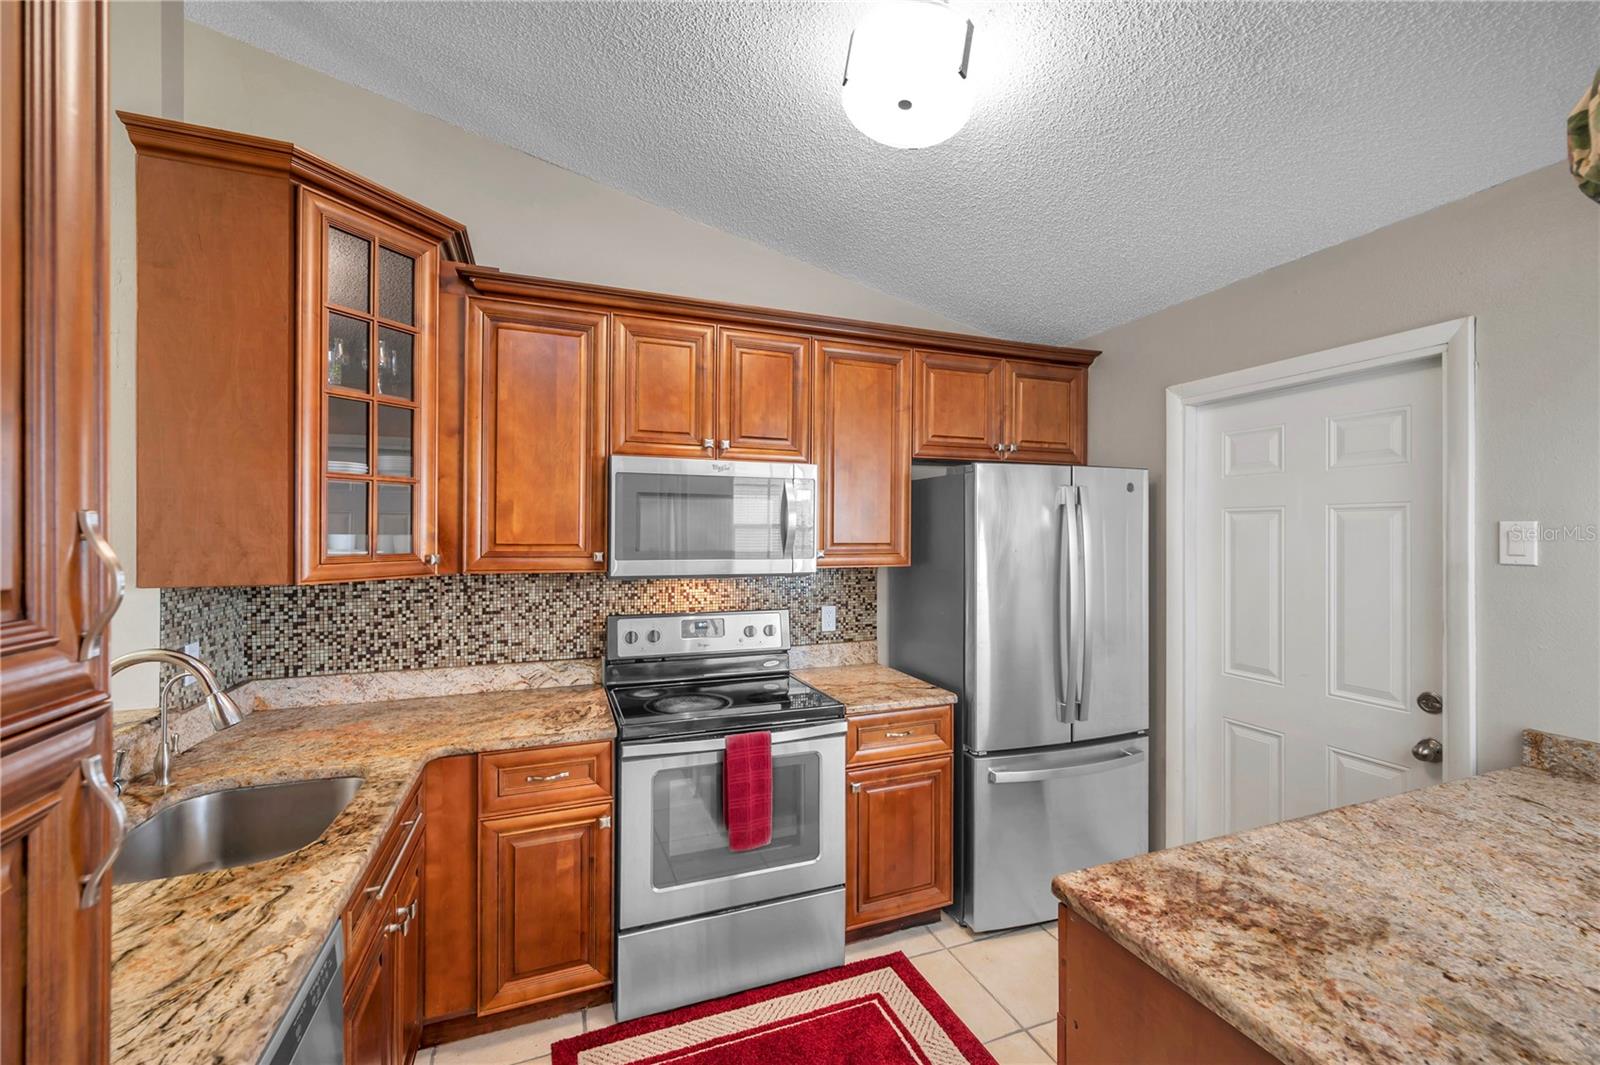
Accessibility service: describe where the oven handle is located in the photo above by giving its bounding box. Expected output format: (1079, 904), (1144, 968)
(620, 720), (846, 759)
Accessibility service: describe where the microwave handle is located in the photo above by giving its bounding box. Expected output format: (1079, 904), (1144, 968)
(780, 482), (796, 555)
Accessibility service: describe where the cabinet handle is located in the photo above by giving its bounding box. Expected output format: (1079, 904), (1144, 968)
(884, 730), (913, 739)
(525, 770), (570, 783)
(77, 510), (126, 661)
(363, 813), (422, 900)
(79, 754), (126, 908)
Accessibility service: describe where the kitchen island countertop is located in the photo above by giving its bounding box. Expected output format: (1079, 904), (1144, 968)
(1052, 730), (1600, 1065)
(111, 685), (615, 1064)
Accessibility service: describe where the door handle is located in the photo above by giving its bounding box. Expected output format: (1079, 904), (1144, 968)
(79, 754), (127, 907)
(1411, 738), (1443, 763)
(77, 510), (125, 661)
(1416, 691), (1443, 714)
(987, 747), (1144, 784)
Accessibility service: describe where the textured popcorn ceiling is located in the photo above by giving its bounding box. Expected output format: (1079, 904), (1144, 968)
(185, 1), (1597, 342)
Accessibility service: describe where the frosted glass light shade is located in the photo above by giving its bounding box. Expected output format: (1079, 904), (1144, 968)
(841, 1), (975, 149)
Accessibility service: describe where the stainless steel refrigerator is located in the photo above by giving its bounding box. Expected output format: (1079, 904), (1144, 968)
(886, 464), (1150, 932)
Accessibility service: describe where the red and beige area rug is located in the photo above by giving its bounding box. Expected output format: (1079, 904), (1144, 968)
(552, 952), (997, 1064)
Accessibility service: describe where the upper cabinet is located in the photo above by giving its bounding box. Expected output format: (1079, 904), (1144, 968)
(815, 340), (911, 567)
(610, 315), (716, 458)
(463, 298), (608, 573)
(608, 318), (813, 462)
(121, 113), (471, 587)
(913, 351), (1087, 465)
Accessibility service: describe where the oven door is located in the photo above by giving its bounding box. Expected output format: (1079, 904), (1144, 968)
(618, 721), (845, 930)
(608, 456), (817, 577)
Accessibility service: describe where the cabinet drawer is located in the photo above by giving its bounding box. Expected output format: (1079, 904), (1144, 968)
(479, 742), (612, 817)
(347, 784), (424, 959)
(847, 705), (954, 767)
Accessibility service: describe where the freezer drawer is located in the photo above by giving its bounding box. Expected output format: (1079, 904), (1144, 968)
(960, 736), (1148, 932)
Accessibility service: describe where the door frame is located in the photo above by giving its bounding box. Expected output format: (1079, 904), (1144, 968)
(1163, 318), (1476, 847)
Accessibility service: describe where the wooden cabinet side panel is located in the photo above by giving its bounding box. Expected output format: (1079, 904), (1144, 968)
(1059, 907), (1275, 1065)
(912, 351), (1004, 459)
(463, 300), (607, 572)
(815, 341), (911, 567)
(132, 154), (295, 587)
(422, 755), (475, 1022)
(610, 315), (714, 457)
(1004, 361), (1087, 465)
(343, 929), (394, 1065)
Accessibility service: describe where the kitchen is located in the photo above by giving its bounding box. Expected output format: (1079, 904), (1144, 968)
(4, 3), (1597, 1065)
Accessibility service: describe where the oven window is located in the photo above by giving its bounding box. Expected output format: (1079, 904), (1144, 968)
(614, 472), (791, 562)
(649, 750), (821, 889)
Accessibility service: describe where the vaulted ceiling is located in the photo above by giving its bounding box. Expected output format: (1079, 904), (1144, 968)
(187, 1), (1596, 342)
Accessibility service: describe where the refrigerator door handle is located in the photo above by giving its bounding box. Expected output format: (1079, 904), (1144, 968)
(1054, 486), (1078, 721)
(1072, 485), (1090, 720)
(986, 747), (1146, 784)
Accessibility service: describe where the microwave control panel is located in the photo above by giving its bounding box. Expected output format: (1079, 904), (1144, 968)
(607, 610), (789, 659)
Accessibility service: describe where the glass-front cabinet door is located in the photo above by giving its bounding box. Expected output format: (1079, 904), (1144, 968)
(298, 190), (439, 581)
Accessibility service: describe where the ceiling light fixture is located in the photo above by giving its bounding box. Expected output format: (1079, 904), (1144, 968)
(841, 1), (975, 150)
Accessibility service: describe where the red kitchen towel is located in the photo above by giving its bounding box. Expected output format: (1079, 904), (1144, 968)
(724, 730), (773, 852)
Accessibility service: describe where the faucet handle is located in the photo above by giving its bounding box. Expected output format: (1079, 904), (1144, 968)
(112, 749), (129, 796)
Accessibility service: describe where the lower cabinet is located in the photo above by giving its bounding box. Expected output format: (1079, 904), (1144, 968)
(478, 801), (613, 1014)
(844, 705), (955, 932)
(344, 786), (425, 1065)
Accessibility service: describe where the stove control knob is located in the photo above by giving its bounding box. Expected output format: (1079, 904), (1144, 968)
(743, 625), (756, 638)
(623, 631), (639, 645)
(646, 629), (662, 644)
(763, 624), (776, 637)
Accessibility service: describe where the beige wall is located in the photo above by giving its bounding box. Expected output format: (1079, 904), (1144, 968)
(1079, 163), (1600, 840)
(107, 8), (972, 706)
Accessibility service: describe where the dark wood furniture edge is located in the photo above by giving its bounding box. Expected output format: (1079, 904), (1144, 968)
(420, 985), (610, 1047)
(116, 110), (473, 262)
(457, 267), (1100, 367)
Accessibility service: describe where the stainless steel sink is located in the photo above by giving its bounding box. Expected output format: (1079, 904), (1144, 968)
(114, 776), (362, 884)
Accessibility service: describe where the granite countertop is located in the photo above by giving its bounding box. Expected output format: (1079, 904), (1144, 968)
(1052, 732), (1600, 1065)
(795, 664), (957, 715)
(111, 685), (615, 1064)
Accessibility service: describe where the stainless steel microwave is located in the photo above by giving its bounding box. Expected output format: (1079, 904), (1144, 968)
(607, 456), (818, 577)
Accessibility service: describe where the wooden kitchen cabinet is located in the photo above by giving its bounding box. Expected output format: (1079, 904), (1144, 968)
(610, 314), (717, 457)
(121, 112), (471, 586)
(846, 754), (954, 931)
(913, 351), (1087, 464)
(912, 351), (1006, 459)
(463, 298), (609, 572)
(717, 327), (812, 461)
(2, 3), (118, 1061)
(478, 800), (613, 1015)
(344, 783), (425, 1065)
(815, 340), (912, 567)
(1004, 360), (1087, 464)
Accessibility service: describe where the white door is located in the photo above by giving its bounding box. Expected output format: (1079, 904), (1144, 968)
(1195, 359), (1443, 839)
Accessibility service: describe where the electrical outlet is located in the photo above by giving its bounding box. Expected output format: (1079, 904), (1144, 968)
(182, 641), (201, 684)
(820, 605), (838, 633)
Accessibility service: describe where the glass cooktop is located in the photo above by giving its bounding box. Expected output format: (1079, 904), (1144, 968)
(607, 673), (844, 740)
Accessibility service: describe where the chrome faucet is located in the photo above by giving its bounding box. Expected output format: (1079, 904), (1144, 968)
(111, 648), (245, 788)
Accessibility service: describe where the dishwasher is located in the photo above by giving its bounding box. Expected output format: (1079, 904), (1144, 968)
(259, 927), (344, 1065)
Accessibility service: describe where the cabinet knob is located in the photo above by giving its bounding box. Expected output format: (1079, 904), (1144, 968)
(993, 443), (1005, 454)
(721, 439), (731, 449)
(1006, 443), (1019, 453)
(849, 782), (862, 793)
(423, 552), (440, 567)
(702, 438), (715, 449)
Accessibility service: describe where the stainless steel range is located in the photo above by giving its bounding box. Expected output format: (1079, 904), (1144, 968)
(605, 609), (846, 1021)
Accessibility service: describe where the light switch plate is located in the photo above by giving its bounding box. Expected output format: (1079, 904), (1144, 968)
(1498, 521), (1539, 565)
(820, 605), (838, 632)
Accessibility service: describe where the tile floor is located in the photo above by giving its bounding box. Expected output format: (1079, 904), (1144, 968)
(424, 914), (1059, 1064)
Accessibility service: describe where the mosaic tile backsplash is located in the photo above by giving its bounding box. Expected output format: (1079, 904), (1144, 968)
(160, 570), (877, 699)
